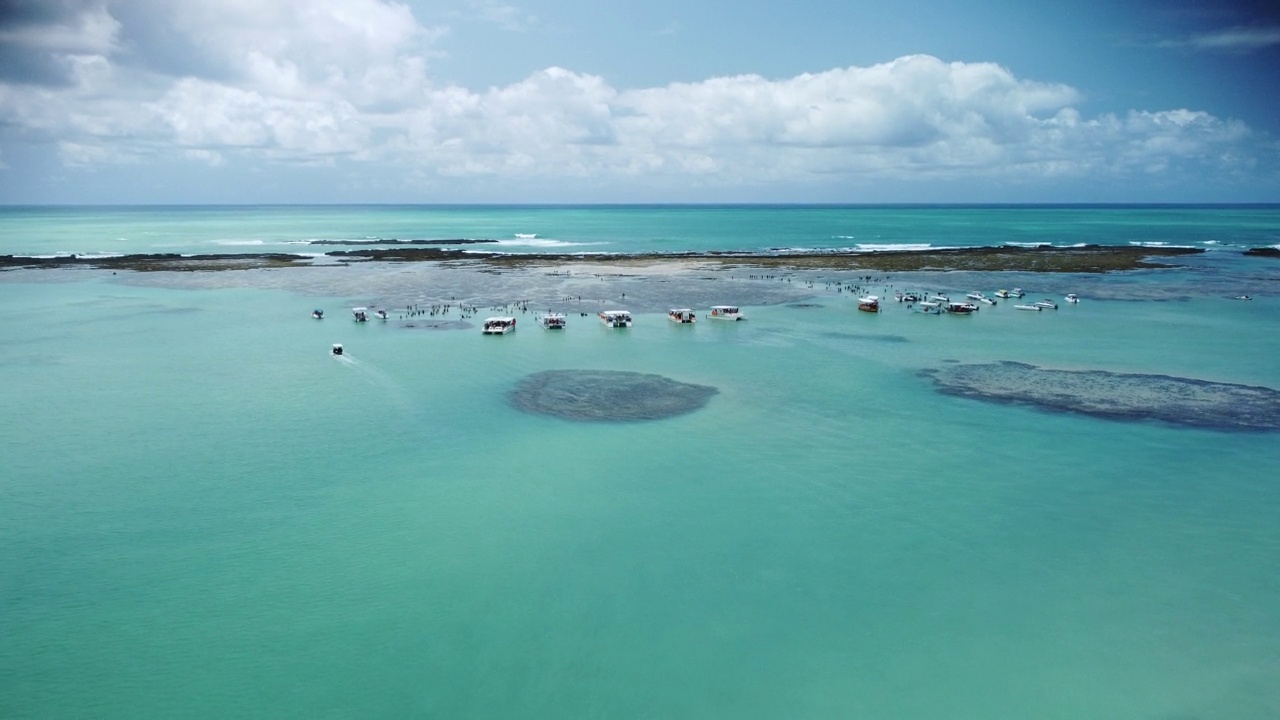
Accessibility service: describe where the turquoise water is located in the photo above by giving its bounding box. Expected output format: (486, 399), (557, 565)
(3, 206), (1280, 718)
(1, 204), (1278, 257)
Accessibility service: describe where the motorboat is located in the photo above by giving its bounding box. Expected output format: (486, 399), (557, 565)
(482, 317), (517, 334)
(1235, 295), (1253, 301)
(857, 295), (880, 313)
(312, 309), (324, 319)
(1010, 288), (1026, 298)
(667, 308), (696, 323)
(599, 310), (633, 327)
(537, 312), (567, 329)
(1065, 293), (1080, 303)
(374, 308), (388, 320)
(709, 305), (746, 321)
(968, 292), (996, 305)
(331, 343), (343, 355)
(352, 307), (368, 322)
(946, 301), (979, 314)
(915, 301), (943, 314)
(994, 290), (1011, 299)
(1014, 304), (1042, 311)
(1033, 299), (1058, 310)
(898, 292), (921, 303)
(930, 294), (950, 303)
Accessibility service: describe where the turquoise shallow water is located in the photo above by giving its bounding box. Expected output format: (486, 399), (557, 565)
(3, 206), (1280, 718)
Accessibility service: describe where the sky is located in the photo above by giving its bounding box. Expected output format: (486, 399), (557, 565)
(0, 0), (1278, 203)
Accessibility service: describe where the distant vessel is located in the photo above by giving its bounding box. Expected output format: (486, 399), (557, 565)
(331, 343), (343, 355)
(709, 305), (746, 321)
(1010, 288), (1026, 298)
(514, 233), (537, 239)
(1015, 304), (1042, 311)
(667, 308), (696, 323)
(537, 312), (566, 329)
(1033, 299), (1059, 310)
(312, 309), (324, 319)
(915, 301), (943, 314)
(968, 292), (996, 305)
(599, 310), (633, 327)
(1065, 293), (1080, 303)
(482, 317), (517, 334)
(857, 295), (880, 313)
(374, 308), (388, 320)
(946, 301), (979, 314)
(352, 307), (368, 322)
(994, 290), (1011, 299)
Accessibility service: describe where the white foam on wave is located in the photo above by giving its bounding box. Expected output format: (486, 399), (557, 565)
(30, 252), (124, 259)
(494, 239), (600, 248)
(213, 239), (267, 246)
(856, 243), (939, 252)
(1005, 242), (1052, 248)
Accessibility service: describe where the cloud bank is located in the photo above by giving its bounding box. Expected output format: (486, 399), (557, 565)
(0, 0), (1272, 200)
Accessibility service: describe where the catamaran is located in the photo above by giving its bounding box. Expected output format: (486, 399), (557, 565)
(482, 317), (517, 334)
(667, 308), (696, 323)
(599, 310), (633, 327)
(709, 305), (746, 321)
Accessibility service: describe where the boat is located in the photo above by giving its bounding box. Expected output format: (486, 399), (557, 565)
(312, 309), (324, 319)
(1014, 304), (1042, 311)
(1010, 288), (1026, 298)
(514, 233), (537, 239)
(967, 292), (996, 305)
(352, 307), (368, 322)
(994, 290), (1011, 299)
(857, 295), (880, 312)
(374, 308), (388, 320)
(915, 301), (943, 314)
(482, 317), (517, 334)
(1235, 294), (1253, 301)
(709, 305), (746, 321)
(929, 294), (950, 303)
(599, 310), (633, 327)
(1033, 299), (1058, 310)
(945, 301), (978, 314)
(332, 343), (343, 355)
(667, 308), (696, 323)
(1065, 293), (1080, 303)
(898, 292), (921, 303)
(537, 312), (566, 329)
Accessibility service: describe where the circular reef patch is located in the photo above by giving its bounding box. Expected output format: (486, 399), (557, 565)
(920, 361), (1280, 431)
(511, 370), (718, 421)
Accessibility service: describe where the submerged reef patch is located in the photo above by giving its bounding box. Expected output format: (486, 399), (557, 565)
(510, 370), (718, 421)
(920, 361), (1280, 431)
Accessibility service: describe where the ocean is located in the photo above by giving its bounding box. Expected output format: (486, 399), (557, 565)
(2, 205), (1279, 718)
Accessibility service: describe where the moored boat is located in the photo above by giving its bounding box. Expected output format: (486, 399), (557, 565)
(946, 301), (979, 314)
(331, 343), (343, 355)
(599, 310), (633, 327)
(709, 305), (746, 321)
(994, 290), (1011, 299)
(1010, 288), (1026, 298)
(667, 308), (696, 323)
(537, 312), (566, 329)
(352, 307), (368, 322)
(1065, 293), (1080, 303)
(482, 317), (517, 334)
(857, 295), (880, 312)
(930, 294), (950, 303)
(1014, 304), (1042, 311)
(312, 309), (324, 319)
(1033, 299), (1058, 310)
(915, 301), (943, 314)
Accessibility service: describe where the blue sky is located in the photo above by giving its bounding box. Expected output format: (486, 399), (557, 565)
(0, 0), (1277, 203)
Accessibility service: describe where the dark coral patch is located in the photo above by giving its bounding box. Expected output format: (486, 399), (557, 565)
(511, 370), (718, 422)
(920, 361), (1280, 431)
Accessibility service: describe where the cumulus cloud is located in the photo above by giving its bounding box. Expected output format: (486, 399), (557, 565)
(0, 0), (1271, 196)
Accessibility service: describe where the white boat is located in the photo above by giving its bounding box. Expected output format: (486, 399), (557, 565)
(915, 301), (943, 314)
(930, 294), (950, 303)
(352, 307), (368, 322)
(1014, 304), (1042, 311)
(857, 295), (880, 313)
(898, 292), (922, 303)
(331, 343), (343, 355)
(967, 292), (997, 305)
(514, 233), (537, 239)
(667, 308), (696, 323)
(599, 310), (633, 327)
(537, 312), (566, 329)
(709, 305), (746, 321)
(312, 309), (324, 319)
(1010, 288), (1026, 298)
(1033, 299), (1058, 310)
(994, 290), (1011, 299)
(482, 317), (517, 334)
(1065, 293), (1080, 303)
(374, 308), (388, 320)
(946, 301), (979, 314)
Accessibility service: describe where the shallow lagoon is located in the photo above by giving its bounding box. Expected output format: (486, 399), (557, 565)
(3, 246), (1280, 718)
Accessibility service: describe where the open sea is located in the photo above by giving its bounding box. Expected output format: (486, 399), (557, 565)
(3, 205), (1280, 718)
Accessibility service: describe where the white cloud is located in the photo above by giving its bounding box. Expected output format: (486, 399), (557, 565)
(469, 0), (537, 32)
(0, 1), (1271, 196)
(1181, 26), (1280, 53)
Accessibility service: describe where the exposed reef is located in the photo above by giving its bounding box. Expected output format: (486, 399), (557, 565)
(3, 245), (1205, 274)
(510, 370), (718, 422)
(1244, 247), (1280, 258)
(920, 361), (1280, 431)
